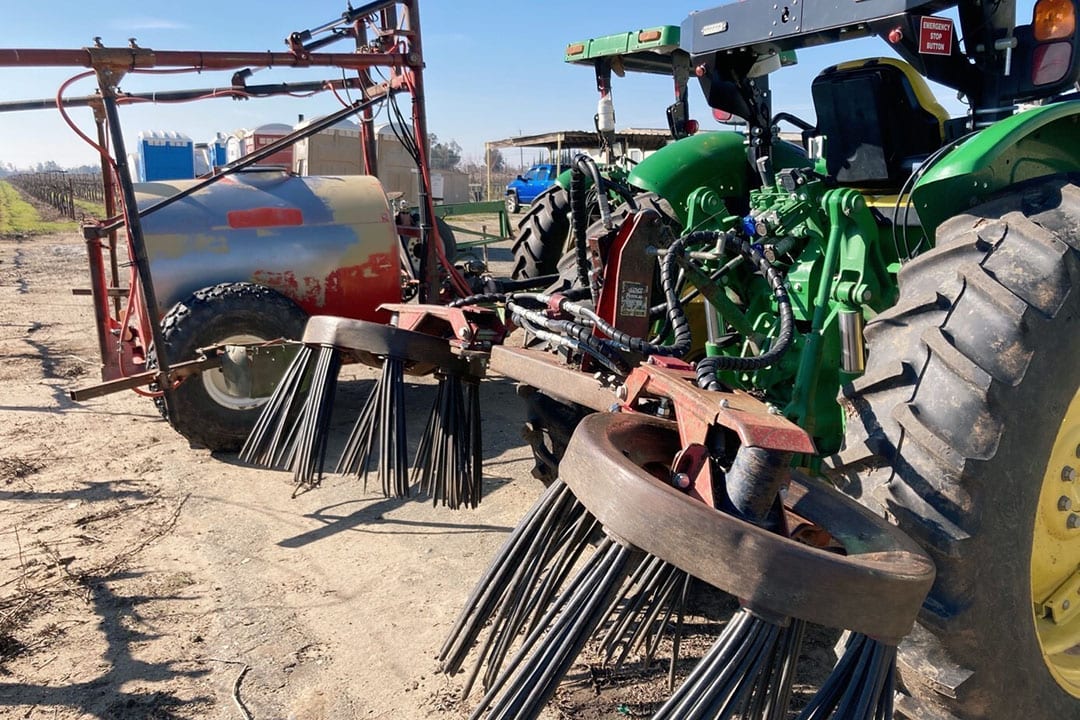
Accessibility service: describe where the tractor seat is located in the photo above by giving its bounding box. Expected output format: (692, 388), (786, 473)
(811, 58), (948, 187)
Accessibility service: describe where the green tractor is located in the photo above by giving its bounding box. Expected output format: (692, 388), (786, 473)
(509, 25), (695, 281)
(505, 0), (1080, 717)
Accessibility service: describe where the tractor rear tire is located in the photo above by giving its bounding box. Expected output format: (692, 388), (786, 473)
(834, 176), (1080, 719)
(153, 282), (308, 452)
(510, 186), (570, 280)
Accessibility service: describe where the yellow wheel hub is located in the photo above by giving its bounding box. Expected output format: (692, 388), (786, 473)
(1033, 384), (1080, 697)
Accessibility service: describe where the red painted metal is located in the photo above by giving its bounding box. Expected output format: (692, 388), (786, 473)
(381, 302), (509, 351)
(0, 48), (411, 72)
(0, 2), (448, 398)
(623, 363), (817, 456)
(591, 209), (664, 348)
(226, 207), (304, 229)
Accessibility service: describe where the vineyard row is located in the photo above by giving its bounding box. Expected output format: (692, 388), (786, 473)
(8, 172), (106, 220)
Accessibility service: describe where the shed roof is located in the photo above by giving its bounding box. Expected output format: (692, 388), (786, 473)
(486, 128), (670, 152)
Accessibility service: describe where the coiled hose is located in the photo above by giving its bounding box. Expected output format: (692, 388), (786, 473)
(692, 231), (794, 390)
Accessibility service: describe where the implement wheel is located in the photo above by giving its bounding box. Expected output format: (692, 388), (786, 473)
(836, 176), (1080, 718)
(155, 282), (307, 452)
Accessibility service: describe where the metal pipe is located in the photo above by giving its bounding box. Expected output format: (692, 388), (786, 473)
(96, 77), (175, 417)
(705, 299), (721, 344)
(838, 309), (866, 374)
(0, 47), (408, 72)
(94, 110), (123, 321)
(0, 76), (367, 114)
(403, 0), (439, 303)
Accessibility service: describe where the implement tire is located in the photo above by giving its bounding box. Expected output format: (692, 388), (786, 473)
(834, 176), (1080, 719)
(153, 282), (307, 452)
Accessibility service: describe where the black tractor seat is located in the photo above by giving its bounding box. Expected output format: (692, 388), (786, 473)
(811, 57), (948, 187)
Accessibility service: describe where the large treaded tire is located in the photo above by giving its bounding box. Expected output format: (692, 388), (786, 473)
(510, 185), (570, 280)
(834, 176), (1080, 719)
(154, 282), (308, 452)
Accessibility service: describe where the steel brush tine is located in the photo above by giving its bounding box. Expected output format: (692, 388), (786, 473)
(438, 481), (568, 667)
(289, 344), (342, 494)
(469, 538), (634, 720)
(334, 378), (380, 486)
(240, 343), (314, 468)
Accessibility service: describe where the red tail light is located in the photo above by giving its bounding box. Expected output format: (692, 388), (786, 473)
(1032, 41), (1074, 83)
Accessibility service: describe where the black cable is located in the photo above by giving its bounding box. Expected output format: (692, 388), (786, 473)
(569, 161), (593, 294)
(692, 233), (795, 388)
(556, 230), (692, 358)
(508, 299), (628, 375)
(448, 292), (507, 308)
(891, 131), (973, 261)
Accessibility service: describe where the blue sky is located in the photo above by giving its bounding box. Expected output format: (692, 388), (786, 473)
(0, 0), (1035, 169)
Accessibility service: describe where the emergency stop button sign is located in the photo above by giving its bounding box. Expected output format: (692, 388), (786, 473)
(919, 16), (954, 55)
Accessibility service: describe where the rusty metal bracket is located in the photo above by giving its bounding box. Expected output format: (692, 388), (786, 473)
(622, 362), (816, 455)
(69, 354), (222, 402)
(490, 345), (616, 412)
(620, 360), (816, 506)
(379, 302), (507, 351)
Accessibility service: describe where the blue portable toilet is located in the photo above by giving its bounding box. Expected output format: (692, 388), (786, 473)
(138, 131), (195, 181)
(209, 132), (228, 169)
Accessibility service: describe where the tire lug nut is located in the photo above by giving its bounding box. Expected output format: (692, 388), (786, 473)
(1064, 466), (1078, 482)
(1068, 513), (1080, 530)
(1060, 496), (1073, 511)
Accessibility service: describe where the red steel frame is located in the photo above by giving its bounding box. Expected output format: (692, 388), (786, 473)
(0, 1), (456, 401)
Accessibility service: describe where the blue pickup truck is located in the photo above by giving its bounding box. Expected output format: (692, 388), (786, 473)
(505, 163), (558, 213)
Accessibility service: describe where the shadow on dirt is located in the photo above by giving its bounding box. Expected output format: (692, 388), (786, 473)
(0, 478), (152, 504)
(278, 494), (514, 548)
(0, 570), (212, 718)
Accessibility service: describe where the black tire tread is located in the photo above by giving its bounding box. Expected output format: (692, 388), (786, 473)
(510, 186), (570, 280)
(155, 282), (307, 451)
(836, 175), (1080, 718)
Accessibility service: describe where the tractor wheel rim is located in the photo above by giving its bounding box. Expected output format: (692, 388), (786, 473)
(1032, 384), (1080, 697)
(200, 333), (270, 411)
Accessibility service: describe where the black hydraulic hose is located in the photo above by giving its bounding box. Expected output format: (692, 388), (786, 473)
(569, 161), (593, 294)
(567, 153), (638, 301)
(507, 298), (628, 375)
(447, 285), (590, 309)
(448, 292), (507, 308)
(497, 274), (560, 292)
(556, 232), (692, 358)
(693, 231), (794, 389)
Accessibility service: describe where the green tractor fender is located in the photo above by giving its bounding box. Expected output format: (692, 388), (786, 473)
(626, 131), (812, 227)
(912, 100), (1080, 235)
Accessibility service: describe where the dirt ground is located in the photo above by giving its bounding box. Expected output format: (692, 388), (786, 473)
(0, 223), (835, 719)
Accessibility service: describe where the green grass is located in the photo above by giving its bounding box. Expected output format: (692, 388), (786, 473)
(0, 181), (79, 235)
(74, 197), (108, 220)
